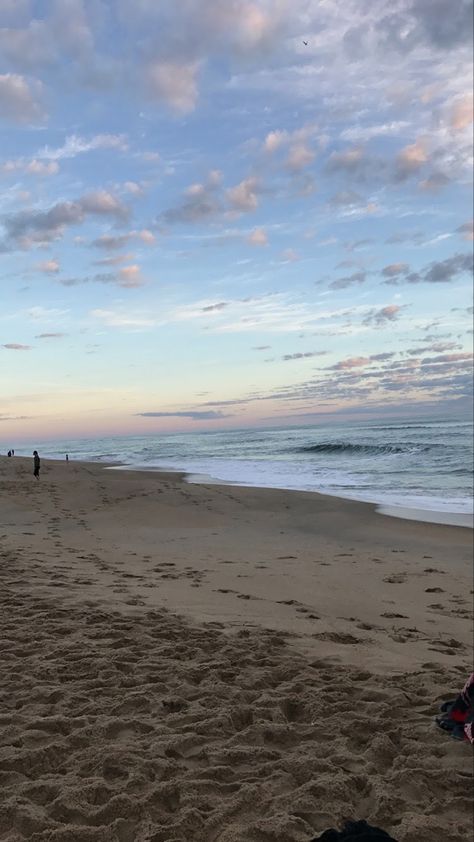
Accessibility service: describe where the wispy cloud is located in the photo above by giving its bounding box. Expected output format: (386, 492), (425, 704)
(37, 134), (128, 160)
(137, 410), (231, 420)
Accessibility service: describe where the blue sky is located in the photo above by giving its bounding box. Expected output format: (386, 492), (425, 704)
(1, 0), (473, 441)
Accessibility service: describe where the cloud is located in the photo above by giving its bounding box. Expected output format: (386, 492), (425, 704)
(418, 172), (450, 191)
(136, 229), (155, 244)
(381, 263), (410, 277)
(162, 171), (222, 224)
(0, 19), (54, 71)
(248, 227), (268, 246)
(263, 124), (318, 173)
(344, 0), (473, 56)
(395, 139), (428, 180)
(0, 73), (46, 124)
(92, 234), (130, 250)
(79, 190), (129, 220)
(286, 140), (315, 172)
(35, 332), (67, 339)
(450, 94), (474, 131)
(329, 270), (367, 290)
(36, 259), (60, 274)
(37, 134), (128, 160)
(2, 191), (129, 249)
(57, 269), (143, 289)
(136, 410), (230, 420)
(456, 221), (474, 241)
(281, 249), (299, 262)
(227, 176), (260, 212)
(331, 356), (371, 370)
(117, 265), (144, 288)
(330, 190), (364, 207)
(263, 129), (288, 153)
(423, 253), (473, 283)
(92, 230), (154, 251)
(94, 253), (135, 266)
(408, 0), (473, 50)
(1, 158), (59, 177)
(282, 351), (327, 361)
(2, 343), (32, 350)
(326, 147), (365, 172)
(123, 181), (144, 196)
(340, 121), (410, 142)
(364, 304), (403, 325)
(423, 352), (473, 365)
(90, 309), (155, 328)
(145, 60), (200, 113)
(201, 302), (228, 312)
(384, 252), (473, 285)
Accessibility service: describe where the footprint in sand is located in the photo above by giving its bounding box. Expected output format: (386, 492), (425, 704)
(312, 632), (363, 645)
(383, 574), (407, 584)
(425, 587), (444, 593)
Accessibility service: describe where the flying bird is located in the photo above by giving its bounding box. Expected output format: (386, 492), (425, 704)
(302, 40), (308, 45)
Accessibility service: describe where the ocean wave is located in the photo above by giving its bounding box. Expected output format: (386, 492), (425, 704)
(295, 443), (409, 455)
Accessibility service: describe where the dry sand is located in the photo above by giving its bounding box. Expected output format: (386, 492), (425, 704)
(0, 455), (472, 842)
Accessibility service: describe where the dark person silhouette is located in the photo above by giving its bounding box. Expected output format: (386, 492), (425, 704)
(33, 450), (40, 479)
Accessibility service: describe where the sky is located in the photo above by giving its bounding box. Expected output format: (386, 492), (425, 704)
(0, 0), (473, 442)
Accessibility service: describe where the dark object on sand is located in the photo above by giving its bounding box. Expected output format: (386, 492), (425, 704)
(436, 673), (474, 743)
(33, 450), (40, 479)
(311, 820), (398, 841)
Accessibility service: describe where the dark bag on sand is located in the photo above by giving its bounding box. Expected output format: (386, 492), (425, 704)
(311, 820), (398, 842)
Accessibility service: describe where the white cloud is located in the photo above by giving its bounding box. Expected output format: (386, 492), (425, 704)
(135, 229), (155, 244)
(146, 60), (200, 113)
(79, 190), (129, 220)
(450, 94), (474, 131)
(0, 73), (46, 124)
(340, 121), (410, 142)
(117, 264), (144, 288)
(248, 227), (268, 246)
(227, 177), (260, 212)
(38, 134), (128, 160)
(1, 158), (59, 176)
(123, 181), (144, 195)
(36, 259), (60, 274)
(287, 141), (314, 171)
(90, 309), (155, 328)
(263, 129), (288, 153)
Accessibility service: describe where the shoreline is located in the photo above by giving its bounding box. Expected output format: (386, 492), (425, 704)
(4, 454), (472, 528)
(106, 462), (474, 529)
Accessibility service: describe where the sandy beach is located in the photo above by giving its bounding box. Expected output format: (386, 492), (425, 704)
(0, 455), (472, 842)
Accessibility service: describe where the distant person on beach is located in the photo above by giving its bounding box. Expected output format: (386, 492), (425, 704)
(66, 454), (69, 462)
(33, 450), (40, 480)
(11, 449), (14, 456)
(7, 450), (11, 457)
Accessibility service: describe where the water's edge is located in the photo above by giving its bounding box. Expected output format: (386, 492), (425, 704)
(108, 464), (473, 529)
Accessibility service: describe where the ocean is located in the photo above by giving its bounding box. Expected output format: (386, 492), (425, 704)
(20, 418), (473, 524)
